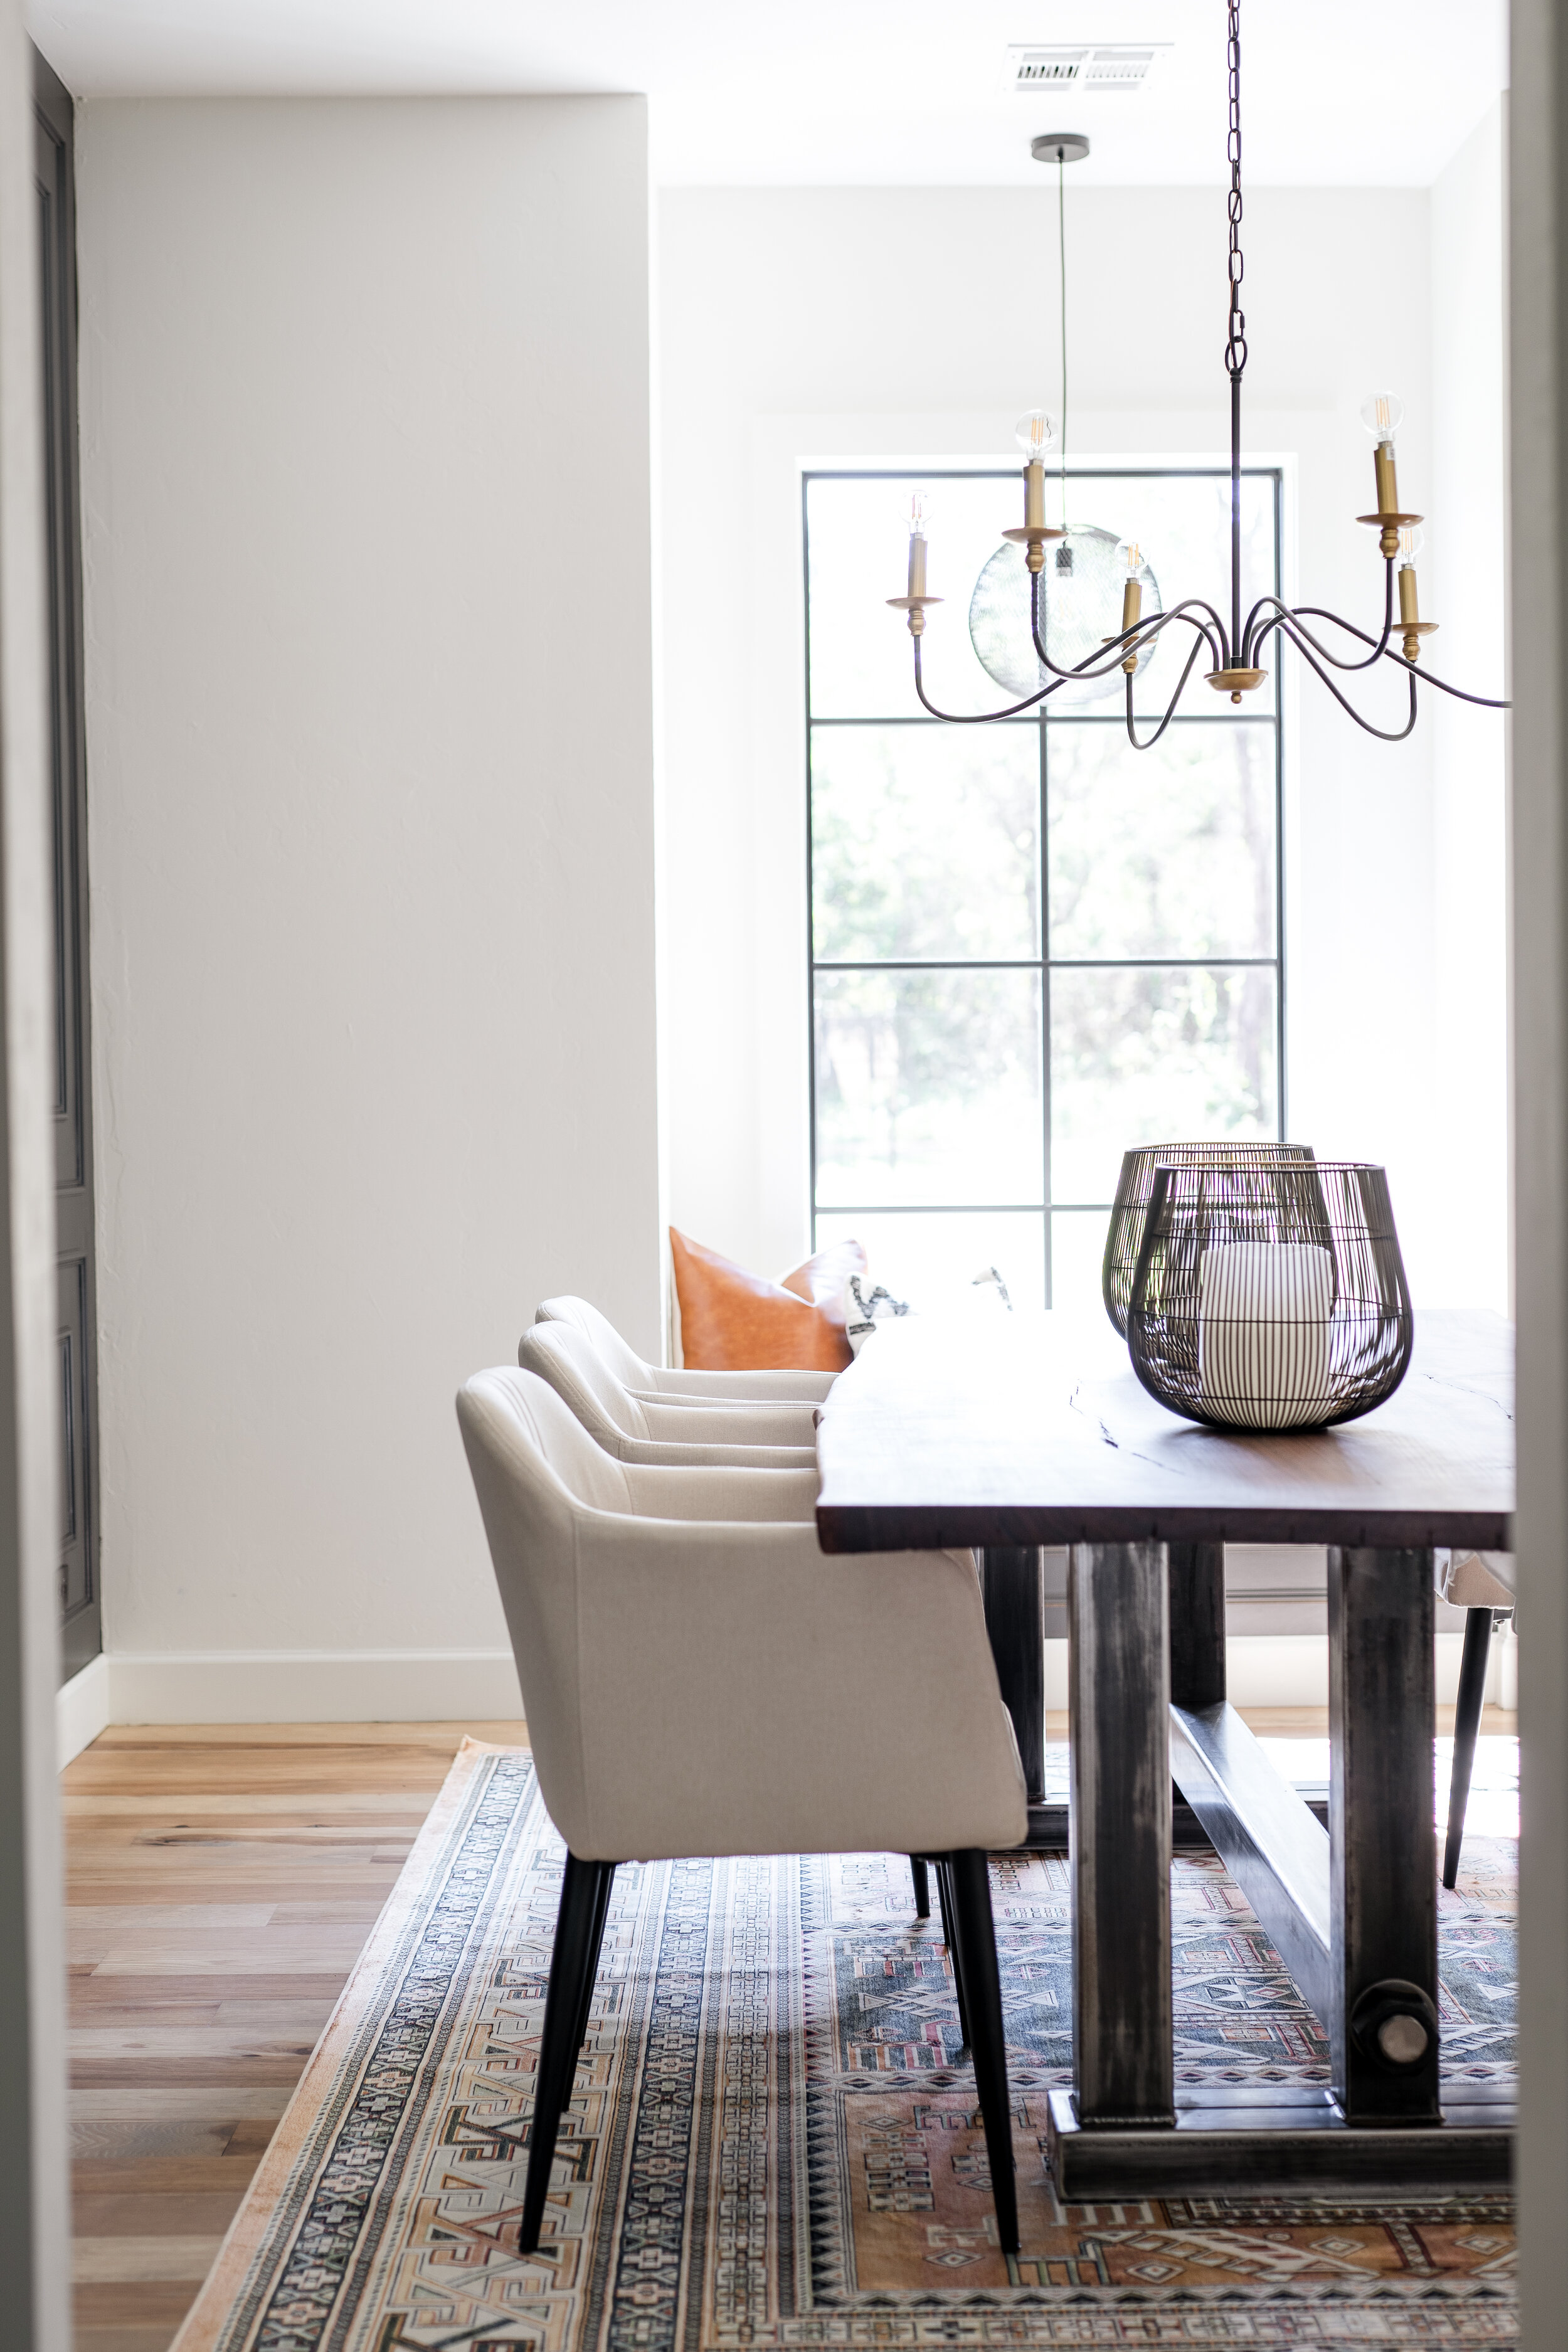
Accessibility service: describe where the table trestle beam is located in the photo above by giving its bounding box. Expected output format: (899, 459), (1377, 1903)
(1168, 1698), (1333, 2025)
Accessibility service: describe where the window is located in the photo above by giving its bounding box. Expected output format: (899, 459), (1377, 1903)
(805, 466), (1283, 1309)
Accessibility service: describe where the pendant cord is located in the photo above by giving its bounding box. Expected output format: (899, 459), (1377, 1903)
(1058, 149), (1069, 532)
(1226, 0), (1246, 655)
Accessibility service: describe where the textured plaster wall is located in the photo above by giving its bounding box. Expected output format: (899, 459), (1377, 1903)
(77, 96), (660, 1660)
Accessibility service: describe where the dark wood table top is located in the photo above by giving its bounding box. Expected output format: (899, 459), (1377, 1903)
(815, 1307), (1514, 1555)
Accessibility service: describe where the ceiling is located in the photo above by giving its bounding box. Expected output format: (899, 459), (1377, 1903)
(29, 0), (1508, 189)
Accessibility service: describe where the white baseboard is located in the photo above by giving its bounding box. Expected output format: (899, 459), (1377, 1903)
(1042, 1629), (1514, 1715)
(57, 1653), (111, 1767)
(60, 1624), (1515, 1754)
(61, 1648), (523, 1732)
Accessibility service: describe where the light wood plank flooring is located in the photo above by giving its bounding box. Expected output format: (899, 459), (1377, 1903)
(65, 1722), (524, 2352)
(63, 1706), (1515, 2351)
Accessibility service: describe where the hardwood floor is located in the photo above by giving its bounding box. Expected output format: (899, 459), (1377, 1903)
(64, 1722), (524, 2352)
(62, 1705), (1517, 2349)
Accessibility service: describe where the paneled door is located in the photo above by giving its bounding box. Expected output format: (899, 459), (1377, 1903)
(36, 51), (100, 1682)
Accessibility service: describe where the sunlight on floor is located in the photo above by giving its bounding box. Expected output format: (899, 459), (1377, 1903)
(1258, 1736), (1520, 1838)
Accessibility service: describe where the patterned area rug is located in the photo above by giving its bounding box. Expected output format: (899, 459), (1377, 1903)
(172, 1741), (1516, 2351)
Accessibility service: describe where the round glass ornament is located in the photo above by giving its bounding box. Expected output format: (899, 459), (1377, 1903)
(968, 526), (1162, 708)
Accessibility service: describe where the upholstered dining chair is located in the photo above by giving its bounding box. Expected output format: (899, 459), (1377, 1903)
(1438, 1549), (1517, 1887)
(535, 1294), (839, 1404)
(517, 1321), (818, 1466)
(457, 1367), (1028, 2254)
(516, 1323), (933, 1924)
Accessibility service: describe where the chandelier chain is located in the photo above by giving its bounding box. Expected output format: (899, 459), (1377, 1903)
(1225, 0), (1247, 379)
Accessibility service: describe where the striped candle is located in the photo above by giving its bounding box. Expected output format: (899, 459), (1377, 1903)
(1198, 1240), (1335, 1431)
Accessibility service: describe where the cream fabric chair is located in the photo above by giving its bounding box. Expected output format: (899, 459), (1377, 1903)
(517, 1321), (930, 1923)
(1436, 1549), (1516, 1886)
(517, 1321), (818, 1467)
(535, 1293), (839, 1405)
(457, 1366), (1027, 2254)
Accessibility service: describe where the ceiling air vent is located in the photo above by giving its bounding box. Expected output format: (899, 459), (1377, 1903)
(1010, 48), (1089, 88)
(1083, 48), (1157, 88)
(1004, 45), (1166, 94)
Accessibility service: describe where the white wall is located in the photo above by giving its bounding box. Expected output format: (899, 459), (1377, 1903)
(657, 180), (1507, 1305)
(1431, 101), (1511, 1311)
(77, 97), (660, 1710)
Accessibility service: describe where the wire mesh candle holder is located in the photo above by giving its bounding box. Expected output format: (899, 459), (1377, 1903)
(1125, 1160), (1414, 1433)
(1101, 1141), (1318, 1338)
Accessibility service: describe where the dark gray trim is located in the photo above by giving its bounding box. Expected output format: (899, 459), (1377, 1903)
(814, 955), (1278, 972)
(0, 33), (74, 2337)
(34, 47), (100, 1681)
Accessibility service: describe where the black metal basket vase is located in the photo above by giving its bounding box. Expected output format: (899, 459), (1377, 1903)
(1123, 1159), (1413, 1432)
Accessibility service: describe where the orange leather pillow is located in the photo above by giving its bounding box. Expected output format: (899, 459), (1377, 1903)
(670, 1227), (867, 1371)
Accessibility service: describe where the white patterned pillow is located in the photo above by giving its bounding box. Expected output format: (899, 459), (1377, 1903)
(842, 1276), (911, 1357)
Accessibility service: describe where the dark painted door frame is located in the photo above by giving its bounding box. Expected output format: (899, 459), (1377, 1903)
(34, 45), (99, 1682)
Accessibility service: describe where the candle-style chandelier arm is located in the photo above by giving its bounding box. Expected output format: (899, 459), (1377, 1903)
(1275, 607), (1509, 710)
(909, 639), (1062, 723)
(1030, 595), (1229, 684)
(1241, 571), (1396, 674)
(1259, 612), (1419, 741)
(1123, 628), (1210, 751)
(910, 575), (1222, 725)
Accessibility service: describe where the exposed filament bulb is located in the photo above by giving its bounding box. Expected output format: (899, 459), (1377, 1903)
(1014, 408), (1057, 462)
(1360, 389), (1406, 446)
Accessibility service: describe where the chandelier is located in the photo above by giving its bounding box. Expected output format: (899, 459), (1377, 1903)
(889, 0), (1507, 747)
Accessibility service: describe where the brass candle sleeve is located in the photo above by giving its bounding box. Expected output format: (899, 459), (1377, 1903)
(1397, 561), (1436, 662)
(1374, 441), (1399, 516)
(1121, 578), (1143, 672)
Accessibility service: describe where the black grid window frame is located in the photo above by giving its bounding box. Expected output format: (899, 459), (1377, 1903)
(802, 464), (1287, 1307)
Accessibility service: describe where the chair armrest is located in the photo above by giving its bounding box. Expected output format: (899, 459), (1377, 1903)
(610, 1436), (817, 1471)
(636, 1397), (820, 1446)
(621, 1463), (820, 1522)
(647, 1366), (838, 1404)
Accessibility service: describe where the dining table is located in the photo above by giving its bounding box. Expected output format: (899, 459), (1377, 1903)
(814, 1304), (1515, 2196)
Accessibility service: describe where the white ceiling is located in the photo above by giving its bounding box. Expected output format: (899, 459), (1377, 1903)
(29, 0), (1508, 189)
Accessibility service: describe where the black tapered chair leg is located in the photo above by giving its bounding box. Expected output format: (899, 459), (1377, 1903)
(934, 1859), (972, 2051)
(944, 1848), (1019, 2255)
(908, 1855), (931, 1918)
(1443, 1608), (1495, 1889)
(522, 1853), (617, 2253)
(559, 1860), (616, 2118)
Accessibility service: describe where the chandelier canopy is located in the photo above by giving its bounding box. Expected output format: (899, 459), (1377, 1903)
(889, 0), (1507, 747)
